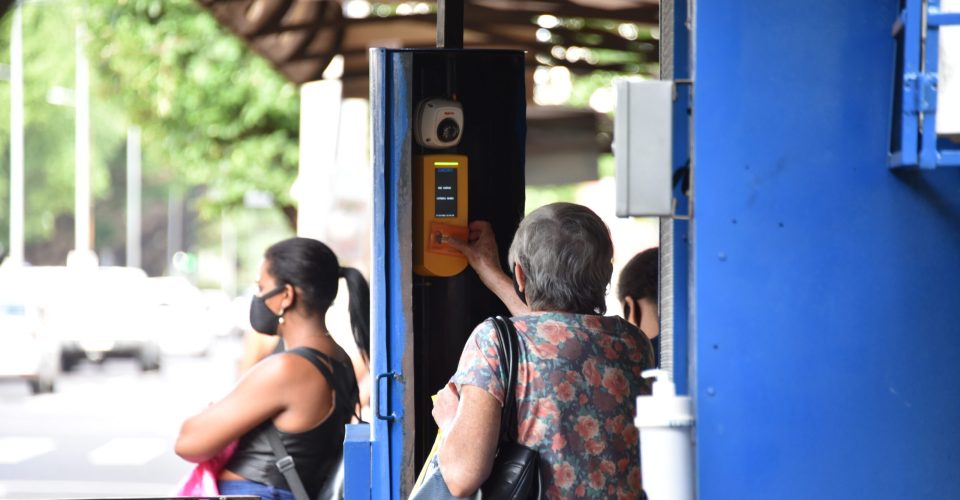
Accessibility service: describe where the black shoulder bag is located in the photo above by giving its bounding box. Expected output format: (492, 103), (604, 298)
(410, 316), (542, 499)
(480, 315), (542, 499)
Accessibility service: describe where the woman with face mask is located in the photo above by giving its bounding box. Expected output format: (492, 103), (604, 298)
(175, 237), (369, 500)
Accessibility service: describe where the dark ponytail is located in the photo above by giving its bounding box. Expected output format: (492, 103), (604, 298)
(265, 238), (370, 362)
(339, 266), (370, 362)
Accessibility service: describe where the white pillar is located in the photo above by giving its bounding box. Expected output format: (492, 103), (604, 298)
(167, 189), (183, 273)
(126, 126), (142, 269)
(8, 4), (24, 266)
(221, 213), (237, 296)
(74, 23), (92, 255)
(296, 80), (343, 239)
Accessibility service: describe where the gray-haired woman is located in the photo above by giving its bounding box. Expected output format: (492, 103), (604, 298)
(439, 202), (654, 499)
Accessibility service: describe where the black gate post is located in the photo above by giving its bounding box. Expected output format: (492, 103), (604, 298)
(436, 0), (464, 48)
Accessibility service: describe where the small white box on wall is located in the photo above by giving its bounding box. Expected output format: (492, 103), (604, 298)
(614, 79), (674, 217)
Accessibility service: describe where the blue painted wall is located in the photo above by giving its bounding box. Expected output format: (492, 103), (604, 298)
(694, 2), (960, 499)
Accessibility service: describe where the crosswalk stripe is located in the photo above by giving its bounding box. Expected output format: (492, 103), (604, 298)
(0, 479), (175, 497)
(87, 437), (167, 466)
(0, 437), (55, 464)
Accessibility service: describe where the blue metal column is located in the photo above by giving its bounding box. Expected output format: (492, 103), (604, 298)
(895, 0), (923, 167)
(369, 49), (414, 500)
(661, 0), (692, 396)
(919, 0), (941, 168)
(693, 1), (960, 498)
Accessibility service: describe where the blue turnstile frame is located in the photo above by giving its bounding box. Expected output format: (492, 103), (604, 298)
(890, 0), (960, 168)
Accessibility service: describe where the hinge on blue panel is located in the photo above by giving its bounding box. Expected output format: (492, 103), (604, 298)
(904, 72), (938, 114)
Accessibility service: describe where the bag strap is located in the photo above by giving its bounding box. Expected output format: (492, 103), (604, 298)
(492, 317), (544, 500)
(492, 316), (520, 443)
(266, 428), (311, 500)
(265, 348), (358, 500)
(288, 347), (363, 423)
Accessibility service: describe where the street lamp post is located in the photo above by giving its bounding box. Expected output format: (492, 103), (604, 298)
(67, 22), (96, 268)
(5, 3), (100, 269)
(7, 3), (25, 267)
(126, 126), (141, 269)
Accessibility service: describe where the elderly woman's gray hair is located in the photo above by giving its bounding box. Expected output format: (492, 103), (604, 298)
(508, 202), (614, 314)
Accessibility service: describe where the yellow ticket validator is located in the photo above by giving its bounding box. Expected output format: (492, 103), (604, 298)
(413, 155), (469, 277)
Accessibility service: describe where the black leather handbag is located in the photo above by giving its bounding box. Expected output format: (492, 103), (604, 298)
(409, 316), (541, 500)
(479, 316), (542, 499)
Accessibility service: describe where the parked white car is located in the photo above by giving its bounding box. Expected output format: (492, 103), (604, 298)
(0, 266), (65, 393)
(53, 267), (161, 371)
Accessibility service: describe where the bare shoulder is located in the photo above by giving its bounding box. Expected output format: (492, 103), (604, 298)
(279, 349), (338, 386)
(242, 351), (316, 388)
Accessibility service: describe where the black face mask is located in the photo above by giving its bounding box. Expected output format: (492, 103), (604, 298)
(249, 285), (285, 336)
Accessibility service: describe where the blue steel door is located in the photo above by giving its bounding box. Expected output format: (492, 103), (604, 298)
(370, 48), (416, 500)
(369, 48), (526, 499)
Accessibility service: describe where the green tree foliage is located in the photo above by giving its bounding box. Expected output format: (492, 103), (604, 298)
(2, 0), (295, 265)
(84, 0), (300, 223)
(0, 4), (125, 255)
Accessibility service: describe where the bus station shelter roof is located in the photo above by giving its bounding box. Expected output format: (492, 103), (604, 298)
(194, 0), (660, 97)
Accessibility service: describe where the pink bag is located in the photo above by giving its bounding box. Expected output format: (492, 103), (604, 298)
(173, 442), (238, 496)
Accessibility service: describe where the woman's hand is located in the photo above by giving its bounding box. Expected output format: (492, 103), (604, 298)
(431, 383), (460, 433)
(446, 221), (531, 316)
(444, 221), (501, 281)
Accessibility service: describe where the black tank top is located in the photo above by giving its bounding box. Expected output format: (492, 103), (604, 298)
(224, 347), (359, 497)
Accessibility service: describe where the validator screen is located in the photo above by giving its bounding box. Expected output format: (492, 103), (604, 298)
(434, 167), (457, 218)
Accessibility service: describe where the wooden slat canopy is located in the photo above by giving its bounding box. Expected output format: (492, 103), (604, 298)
(196, 0), (659, 97)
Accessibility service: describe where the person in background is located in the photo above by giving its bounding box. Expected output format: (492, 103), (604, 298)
(237, 328), (283, 375)
(176, 237), (369, 500)
(441, 203), (654, 499)
(617, 247), (661, 366)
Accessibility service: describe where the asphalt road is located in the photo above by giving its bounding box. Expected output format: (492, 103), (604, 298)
(0, 337), (243, 499)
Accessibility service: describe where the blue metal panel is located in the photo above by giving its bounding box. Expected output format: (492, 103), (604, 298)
(369, 48), (413, 500)
(343, 424), (371, 500)
(940, 149), (960, 166)
(666, 0), (692, 395)
(920, 0), (942, 169)
(898, 0), (922, 166)
(928, 11), (960, 26)
(369, 48), (392, 500)
(694, 1), (960, 499)
(672, 186), (690, 394)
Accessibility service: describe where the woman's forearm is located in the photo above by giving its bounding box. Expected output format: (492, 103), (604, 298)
(175, 414), (221, 463)
(436, 386), (502, 497)
(174, 397), (250, 462)
(479, 267), (530, 317)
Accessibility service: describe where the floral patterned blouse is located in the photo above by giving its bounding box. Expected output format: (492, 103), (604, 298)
(450, 312), (654, 500)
